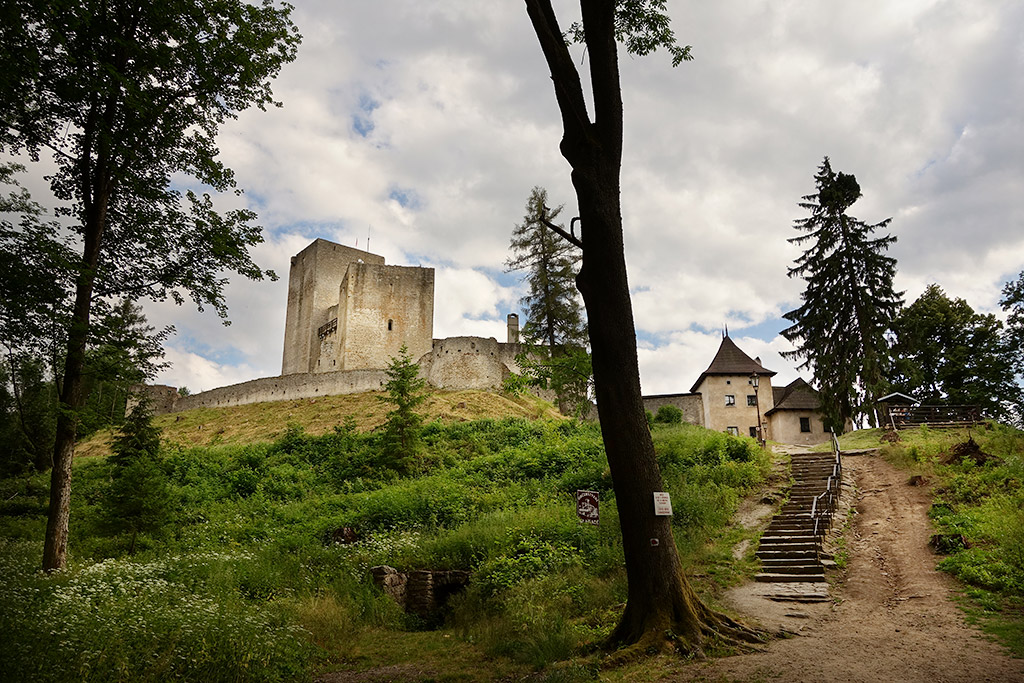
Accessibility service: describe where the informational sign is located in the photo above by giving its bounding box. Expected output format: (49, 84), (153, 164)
(653, 491), (673, 516)
(576, 490), (599, 525)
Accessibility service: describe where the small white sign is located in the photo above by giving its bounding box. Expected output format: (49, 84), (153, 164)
(653, 491), (673, 516)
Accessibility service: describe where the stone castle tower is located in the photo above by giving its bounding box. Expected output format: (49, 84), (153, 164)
(281, 238), (434, 375)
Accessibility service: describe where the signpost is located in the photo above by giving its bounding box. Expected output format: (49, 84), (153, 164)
(576, 490), (599, 525)
(653, 491), (673, 516)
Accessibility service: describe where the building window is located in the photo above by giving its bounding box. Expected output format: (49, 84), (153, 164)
(747, 395), (757, 406)
(387, 319), (393, 331)
(726, 426), (739, 436)
(725, 394), (735, 406)
(800, 417), (811, 433)
(749, 426), (758, 438)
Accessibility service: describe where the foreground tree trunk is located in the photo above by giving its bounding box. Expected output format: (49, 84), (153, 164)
(43, 190), (107, 571)
(524, 0), (761, 656)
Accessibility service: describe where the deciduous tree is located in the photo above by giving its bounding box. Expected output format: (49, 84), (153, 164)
(524, 0), (760, 656)
(0, 0), (300, 570)
(781, 157), (902, 430)
(1001, 271), (1024, 374)
(893, 284), (1020, 421)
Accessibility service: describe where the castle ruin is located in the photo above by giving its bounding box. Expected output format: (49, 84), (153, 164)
(281, 239), (434, 374)
(142, 238), (528, 414)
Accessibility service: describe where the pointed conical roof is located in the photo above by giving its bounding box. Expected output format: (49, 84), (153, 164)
(689, 335), (776, 393)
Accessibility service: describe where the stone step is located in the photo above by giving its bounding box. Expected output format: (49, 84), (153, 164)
(755, 572), (826, 583)
(761, 533), (817, 541)
(756, 551), (819, 561)
(759, 557), (822, 567)
(758, 544), (819, 554)
(757, 564), (825, 575)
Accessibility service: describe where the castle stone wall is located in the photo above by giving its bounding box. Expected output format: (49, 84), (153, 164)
(281, 239), (384, 375)
(144, 336), (529, 415)
(420, 337), (523, 390)
(641, 393), (704, 426)
(337, 263), (434, 371)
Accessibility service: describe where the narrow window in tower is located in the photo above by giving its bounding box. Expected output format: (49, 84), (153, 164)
(387, 319), (393, 331)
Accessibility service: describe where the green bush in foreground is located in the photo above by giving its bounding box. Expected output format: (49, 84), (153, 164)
(0, 540), (312, 683)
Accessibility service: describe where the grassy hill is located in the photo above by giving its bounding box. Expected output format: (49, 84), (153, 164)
(76, 389), (564, 458)
(1, 406), (775, 682)
(6, 401), (1022, 680)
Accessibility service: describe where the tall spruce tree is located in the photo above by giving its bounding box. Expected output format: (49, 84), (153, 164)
(506, 187), (587, 350)
(505, 187), (591, 413)
(378, 344), (428, 474)
(781, 157), (902, 429)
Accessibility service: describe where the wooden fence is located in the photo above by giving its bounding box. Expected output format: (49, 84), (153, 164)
(888, 405), (982, 430)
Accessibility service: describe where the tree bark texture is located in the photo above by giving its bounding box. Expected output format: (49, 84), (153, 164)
(42, 100), (112, 570)
(524, 0), (761, 655)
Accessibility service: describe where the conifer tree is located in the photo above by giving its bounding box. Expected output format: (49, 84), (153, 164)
(101, 401), (174, 554)
(781, 157), (903, 429)
(379, 344), (428, 473)
(505, 187), (591, 413)
(506, 187), (587, 351)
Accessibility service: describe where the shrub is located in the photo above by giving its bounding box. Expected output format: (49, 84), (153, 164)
(653, 404), (683, 424)
(0, 543), (313, 682)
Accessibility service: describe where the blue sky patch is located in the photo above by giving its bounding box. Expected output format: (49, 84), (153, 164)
(352, 94), (380, 138)
(388, 186), (421, 210)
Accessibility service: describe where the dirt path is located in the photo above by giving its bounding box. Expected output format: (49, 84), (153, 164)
(668, 452), (1024, 683)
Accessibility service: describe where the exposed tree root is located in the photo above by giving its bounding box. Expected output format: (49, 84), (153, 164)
(602, 568), (769, 668)
(602, 610), (768, 669)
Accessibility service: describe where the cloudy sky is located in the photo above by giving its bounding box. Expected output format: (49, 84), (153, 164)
(37, 1), (1024, 394)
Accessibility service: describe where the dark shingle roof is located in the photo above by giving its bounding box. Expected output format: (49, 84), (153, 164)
(765, 377), (820, 414)
(689, 335), (776, 393)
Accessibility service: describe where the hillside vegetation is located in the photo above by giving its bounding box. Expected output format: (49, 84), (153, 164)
(75, 390), (564, 458)
(0, 404), (773, 682)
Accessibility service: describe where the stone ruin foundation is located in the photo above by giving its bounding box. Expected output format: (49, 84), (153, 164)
(371, 565), (471, 619)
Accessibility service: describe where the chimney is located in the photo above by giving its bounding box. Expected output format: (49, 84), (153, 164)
(507, 313), (519, 344)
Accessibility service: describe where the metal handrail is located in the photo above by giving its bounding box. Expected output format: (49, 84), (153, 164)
(810, 436), (843, 552)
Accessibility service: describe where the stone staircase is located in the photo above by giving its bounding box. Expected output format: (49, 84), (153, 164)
(755, 449), (841, 584)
